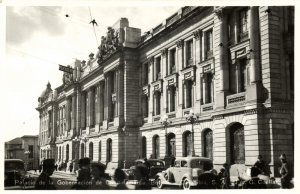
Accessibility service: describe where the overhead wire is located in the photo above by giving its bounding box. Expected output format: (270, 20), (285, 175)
(88, 7), (99, 46)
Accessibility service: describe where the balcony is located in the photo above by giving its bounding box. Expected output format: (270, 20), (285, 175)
(227, 92), (246, 105)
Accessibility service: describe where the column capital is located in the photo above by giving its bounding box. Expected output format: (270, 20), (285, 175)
(161, 48), (167, 57)
(193, 30), (201, 40)
(148, 56), (154, 65)
(176, 39), (184, 48)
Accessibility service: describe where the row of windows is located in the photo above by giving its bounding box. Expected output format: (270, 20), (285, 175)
(142, 29), (214, 86)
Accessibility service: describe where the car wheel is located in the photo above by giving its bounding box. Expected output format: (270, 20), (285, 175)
(182, 178), (191, 190)
(156, 177), (164, 189)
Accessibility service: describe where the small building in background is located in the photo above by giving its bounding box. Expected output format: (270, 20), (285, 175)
(5, 135), (39, 170)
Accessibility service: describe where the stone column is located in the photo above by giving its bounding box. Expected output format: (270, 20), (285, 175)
(246, 6), (262, 104)
(76, 88), (81, 136)
(71, 94), (76, 131)
(176, 40), (184, 117)
(95, 85), (100, 125)
(52, 106), (57, 138)
(80, 93), (86, 129)
(183, 41), (187, 68)
(203, 75), (207, 104)
(249, 6), (261, 83)
(167, 87), (171, 113)
(215, 9), (229, 109)
(236, 62), (242, 93)
(99, 81), (104, 124)
(148, 58), (154, 122)
(183, 81), (187, 109)
(88, 88), (94, 127)
(66, 98), (71, 132)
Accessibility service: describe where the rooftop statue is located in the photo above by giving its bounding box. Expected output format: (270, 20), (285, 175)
(97, 27), (120, 63)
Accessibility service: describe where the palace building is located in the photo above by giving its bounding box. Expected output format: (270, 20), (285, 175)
(36, 6), (294, 176)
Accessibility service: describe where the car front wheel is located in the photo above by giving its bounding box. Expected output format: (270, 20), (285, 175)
(182, 178), (191, 190)
(156, 177), (164, 189)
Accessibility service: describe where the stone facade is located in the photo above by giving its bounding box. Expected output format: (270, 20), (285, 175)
(36, 6), (294, 176)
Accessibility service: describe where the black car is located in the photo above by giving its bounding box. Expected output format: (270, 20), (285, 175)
(129, 159), (165, 180)
(5, 159), (26, 187)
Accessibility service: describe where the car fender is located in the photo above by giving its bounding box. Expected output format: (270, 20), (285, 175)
(181, 173), (196, 186)
(156, 172), (168, 184)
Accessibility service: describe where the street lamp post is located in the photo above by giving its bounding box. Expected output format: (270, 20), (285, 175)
(72, 136), (80, 174)
(160, 114), (172, 157)
(122, 128), (129, 169)
(184, 109), (199, 157)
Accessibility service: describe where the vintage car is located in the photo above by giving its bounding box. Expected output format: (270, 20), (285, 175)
(155, 157), (215, 189)
(5, 159), (26, 187)
(129, 159), (165, 180)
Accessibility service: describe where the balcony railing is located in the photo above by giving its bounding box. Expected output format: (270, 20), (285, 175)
(227, 92), (246, 105)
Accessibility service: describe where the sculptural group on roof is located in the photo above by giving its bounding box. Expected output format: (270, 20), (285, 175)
(97, 27), (120, 62)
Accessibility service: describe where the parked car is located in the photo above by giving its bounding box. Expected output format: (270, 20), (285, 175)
(155, 156), (217, 189)
(130, 159), (165, 180)
(5, 159), (26, 187)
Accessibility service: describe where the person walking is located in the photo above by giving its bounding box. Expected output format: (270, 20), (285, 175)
(114, 168), (128, 190)
(34, 159), (56, 190)
(279, 154), (291, 189)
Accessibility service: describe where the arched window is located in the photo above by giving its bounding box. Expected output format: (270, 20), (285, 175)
(230, 123), (245, 164)
(167, 133), (176, 156)
(107, 139), (112, 162)
(183, 131), (192, 157)
(66, 144), (69, 162)
(203, 129), (213, 159)
(89, 142), (93, 161)
(98, 141), (102, 161)
(152, 135), (160, 159)
(142, 137), (147, 158)
(80, 143), (84, 159)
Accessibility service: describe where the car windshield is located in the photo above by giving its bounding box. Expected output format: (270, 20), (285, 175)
(5, 161), (24, 171)
(190, 160), (213, 170)
(149, 161), (164, 167)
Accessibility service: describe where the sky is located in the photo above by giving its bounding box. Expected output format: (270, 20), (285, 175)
(1, 4), (182, 142)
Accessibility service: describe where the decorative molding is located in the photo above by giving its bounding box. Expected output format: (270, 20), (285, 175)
(212, 114), (224, 120)
(193, 30), (201, 40)
(161, 48), (167, 57)
(176, 39), (184, 48)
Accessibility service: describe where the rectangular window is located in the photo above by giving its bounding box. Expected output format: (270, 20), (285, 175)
(239, 9), (249, 41)
(143, 63), (149, 85)
(240, 59), (247, 92)
(28, 145), (34, 158)
(169, 49), (176, 74)
(206, 30), (213, 59)
(155, 57), (161, 81)
(186, 40), (193, 66)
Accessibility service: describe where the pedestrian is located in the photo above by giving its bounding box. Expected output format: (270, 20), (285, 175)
(114, 168), (128, 190)
(279, 154), (291, 189)
(69, 162), (73, 173)
(218, 163), (230, 189)
(242, 166), (267, 189)
(90, 162), (110, 190)
(198, 162), (219, 189)
(254, 155), (266, 175)
(134, 165), (151, 190)
(72, 157), (91, 190)
(34, 159), (56, 190)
